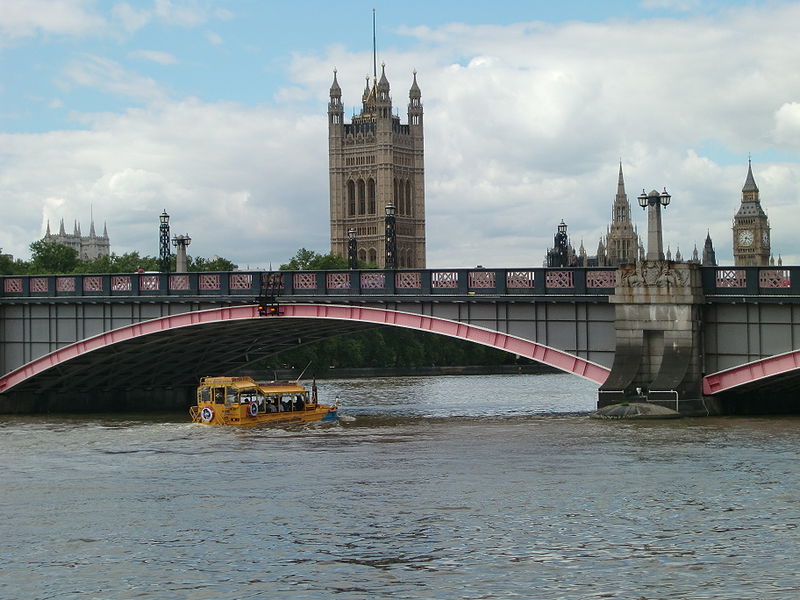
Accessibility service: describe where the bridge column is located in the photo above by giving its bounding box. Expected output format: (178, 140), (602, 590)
(599, 261), (711, 415)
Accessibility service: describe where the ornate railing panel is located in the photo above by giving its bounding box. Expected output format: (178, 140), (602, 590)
(4, 278), (23, 293)
(506, 271), (534, 289)
(83, 276), (103, 292)
(139, 275), (160, 292)
(396, 272), (421, 289)
(586, 270), (617, 288)
(56, 277), (76, 292)
(360, 272), (386, 290)
(760, 269), (791, 288)
(293, 273), (317, 290)
(431, 271), (458, 289)
(469, 271), (495, 289)
(230, 273), (253, 290)
(715, 269), (746, 288)
(30, 278), (48, 293)
(546, 270), (574, 289)
(199, 274), (220, 291)
(326, 273), (351, 290)
(111, 276), (132, 292)
(169, 275), (190, 291)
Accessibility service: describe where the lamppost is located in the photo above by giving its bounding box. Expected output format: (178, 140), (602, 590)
(159, 210), (170, 272)
(637, 188), (671, 261)
(172, 233), (192, 272)
(384, 204), (397, 269)
(347, 228), (357, 269)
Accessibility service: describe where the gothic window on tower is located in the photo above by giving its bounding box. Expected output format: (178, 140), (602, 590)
(368, 179), (376, 214)
(358, 179), (366, 215)
(405, 181), (412, 215)
(368, 248), (377, 264)
(347, 181), (356, 216)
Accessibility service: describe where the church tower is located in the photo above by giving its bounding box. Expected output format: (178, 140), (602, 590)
(599, 162), (641, 265)
(732, 160), (770, 266)
(328, 66), (426, 268)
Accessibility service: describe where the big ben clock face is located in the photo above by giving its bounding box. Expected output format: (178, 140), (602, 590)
(738, 230), (754, 246)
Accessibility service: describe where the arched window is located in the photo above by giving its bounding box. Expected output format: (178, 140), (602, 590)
(368, 248), (377, 265)
(393, 178), (399, 210)
(358, 179), (366, 215)
(347, 180), (356, 216)
(358, 249), (367, 263)
(405, 180), (412, 216)
(368, 179), (376, 214)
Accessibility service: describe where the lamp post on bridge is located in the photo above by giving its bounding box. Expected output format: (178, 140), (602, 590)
(159, 210), (171, 273)
(172, 234), (192, 272)
(384, 203), (397, 269)
(637, 188), (671, 261)
(347, 228), (357, 269)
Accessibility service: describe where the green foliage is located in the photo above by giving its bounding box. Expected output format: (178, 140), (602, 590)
(280, 248), (377, 271)
(29, 240), (79, 274)
(189, 255), (238, 272)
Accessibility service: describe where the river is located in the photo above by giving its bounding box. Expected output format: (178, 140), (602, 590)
(1, 373), (798, 599)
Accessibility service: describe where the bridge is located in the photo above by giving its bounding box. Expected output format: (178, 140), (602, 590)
(1, 263), (799, 414)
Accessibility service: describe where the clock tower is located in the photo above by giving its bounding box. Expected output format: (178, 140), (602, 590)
(732, 160), (770, 266)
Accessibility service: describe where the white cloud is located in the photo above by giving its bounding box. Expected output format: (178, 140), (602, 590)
(62, 54), (168, 103)
(206, 30), (223, 45)
(0, 0), (106, 41)
(129, 49), (179, 65)
(4, 3), (800, 268)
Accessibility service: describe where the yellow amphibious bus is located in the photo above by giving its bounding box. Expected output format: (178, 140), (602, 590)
(189, 376), (337, 426)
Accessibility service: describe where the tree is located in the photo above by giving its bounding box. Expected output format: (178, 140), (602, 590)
(190, 256), (238, 272)
(279, 248), (377, 271)
(280, 248), (348, 271)
(29, 240), (79, 274)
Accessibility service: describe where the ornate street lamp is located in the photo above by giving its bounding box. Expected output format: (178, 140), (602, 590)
(384, 204), (397, 269)
(637, 188), (671, 261)
(347, 228), (357, 269)
(172, 233), (192, 272)
(159, 210), (171, 273)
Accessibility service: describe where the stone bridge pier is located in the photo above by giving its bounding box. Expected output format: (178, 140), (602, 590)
(599, 261), (713, 415)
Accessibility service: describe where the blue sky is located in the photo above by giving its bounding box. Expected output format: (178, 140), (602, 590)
(2, 0), (800, 267)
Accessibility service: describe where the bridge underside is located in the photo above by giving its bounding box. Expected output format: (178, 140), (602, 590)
(0, 317), (379, 413)
(708, 370), (800, 414)
(0, 303), (611, 414)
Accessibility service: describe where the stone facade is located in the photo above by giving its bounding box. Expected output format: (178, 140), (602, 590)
(44, 219), (110, 261)
(328, 66), (426, 268)
(596, 163), (643, 266)
(600, 261), (708, 414)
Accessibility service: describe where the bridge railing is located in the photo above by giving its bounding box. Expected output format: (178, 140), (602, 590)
(0, 268), (619, 300)
(702, 266), (798, 297)
(2, 266), (798, 300)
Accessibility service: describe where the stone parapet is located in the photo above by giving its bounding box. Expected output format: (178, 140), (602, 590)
(611, 260), (704, 305)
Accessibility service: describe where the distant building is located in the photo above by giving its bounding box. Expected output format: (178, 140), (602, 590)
(596, 163), (644, 266)
(328, 65), (426, 268)
(545, 220), (578, 267)
(44, 219), (110, 261)
(732, 160), (771, 266)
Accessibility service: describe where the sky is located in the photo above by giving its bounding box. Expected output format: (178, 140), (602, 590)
(2, 0), (800, 269)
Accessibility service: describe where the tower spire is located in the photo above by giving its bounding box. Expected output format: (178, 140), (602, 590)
(372, 8), (377, 80)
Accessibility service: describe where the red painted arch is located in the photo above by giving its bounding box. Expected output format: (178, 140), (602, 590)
(703, 349), (800, 395)
(0, 304), (610, 392)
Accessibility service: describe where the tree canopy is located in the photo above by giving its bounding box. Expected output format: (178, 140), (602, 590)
(0, 241), (239, 276)
(280, 248), (376, 270)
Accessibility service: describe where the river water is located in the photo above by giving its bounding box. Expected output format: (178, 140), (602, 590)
(1, 373), (798, 599)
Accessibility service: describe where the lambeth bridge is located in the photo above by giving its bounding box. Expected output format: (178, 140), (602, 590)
(1, 263), (800, 414)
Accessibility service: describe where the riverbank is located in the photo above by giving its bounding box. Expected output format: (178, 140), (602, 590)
(243, 363), (558, 380)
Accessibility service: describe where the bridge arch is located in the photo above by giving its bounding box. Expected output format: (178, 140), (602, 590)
(703, 349), (800, 395)
(0, 304), (610, 399)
